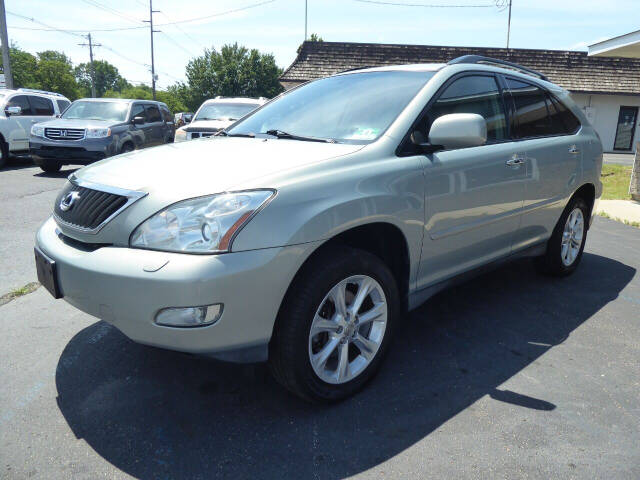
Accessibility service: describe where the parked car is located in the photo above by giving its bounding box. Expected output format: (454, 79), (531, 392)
(35, 56), (602, 402)
(174, 112), (193, 128)
(0, 88), (71, 168)
(30, 98), (175, 173)
(174, 97), (266, 142)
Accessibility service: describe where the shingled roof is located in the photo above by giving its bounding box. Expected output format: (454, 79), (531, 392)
(280, 41), (640, 95)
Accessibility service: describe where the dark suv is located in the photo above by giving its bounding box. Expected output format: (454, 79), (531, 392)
(30, 98), (175, 173)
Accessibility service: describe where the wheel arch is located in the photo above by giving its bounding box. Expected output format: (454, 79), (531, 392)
(571, 182), (596, 227)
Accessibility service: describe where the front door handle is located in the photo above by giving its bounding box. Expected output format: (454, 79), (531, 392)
(568, 144), (580, 154)
(506, 155), (525, 167)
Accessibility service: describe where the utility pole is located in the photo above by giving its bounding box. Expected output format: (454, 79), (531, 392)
(143, 0), (160, 100)
(304, 0), (308, 41)
(0, 0), (13, 89)
(78, 33), (101, 97)
(506, 0), (512, 49)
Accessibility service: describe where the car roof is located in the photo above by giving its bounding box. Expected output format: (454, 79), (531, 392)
(0, 88), (70, 100)
(74, 98), (168, 106)
(203, 97), (266, 105)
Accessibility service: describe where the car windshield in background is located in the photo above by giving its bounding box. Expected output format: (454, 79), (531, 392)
(62, 101), (129, 122)
(228, 71), (435, 144)
(194, 103), (259, 121)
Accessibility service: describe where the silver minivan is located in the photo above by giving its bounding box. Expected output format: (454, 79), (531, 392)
(35, 56), (602, 402)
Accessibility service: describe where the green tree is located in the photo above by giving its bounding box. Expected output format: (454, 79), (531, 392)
(3, 47), (38, 87)
(34, 52), (79, 100)
(185, 43), (283, 110)
(104, 85), (186, 113)
(74, 60), (130, 98)
(309, 33), (323, 42)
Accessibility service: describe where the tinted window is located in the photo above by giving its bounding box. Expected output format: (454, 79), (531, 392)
(6, 95), (33, 115)
(56, 99), (71, 113)
(160, 105), (173, 122)
(548, 95), (580, 134)
(426, 75), (507, 141)
(229, 71), (435, 144)
(145, 105), (161, 122)
(130, 104), (146, 122)
(28, 96), (55, 116)
(506, 78), (552, 138)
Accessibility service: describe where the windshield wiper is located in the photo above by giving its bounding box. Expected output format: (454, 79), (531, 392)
(214, 130), (255, 138)
(263, 129), (335, 143)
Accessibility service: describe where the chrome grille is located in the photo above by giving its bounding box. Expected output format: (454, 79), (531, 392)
(45, 128), (85, 140)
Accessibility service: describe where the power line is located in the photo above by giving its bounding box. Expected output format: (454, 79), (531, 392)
(7, 10), (85, 37)
(353, 0), (495, 6)
(80, 0), (142, 24)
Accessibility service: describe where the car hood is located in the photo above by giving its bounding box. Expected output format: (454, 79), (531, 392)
(34, 118), (117, 129)
(75, 137), (365, 200)
(184, 119), (233, 130)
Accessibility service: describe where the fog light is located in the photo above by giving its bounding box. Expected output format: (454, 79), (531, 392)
(155, 304), (223, 327)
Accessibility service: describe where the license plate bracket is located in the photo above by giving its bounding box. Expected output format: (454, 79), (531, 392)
(34, 247), (62, 299)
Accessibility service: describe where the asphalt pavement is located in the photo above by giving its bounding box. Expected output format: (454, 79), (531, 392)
(1, 159), (639, 479)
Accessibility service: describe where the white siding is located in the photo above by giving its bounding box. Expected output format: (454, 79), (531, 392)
(571, 93), (640, 153)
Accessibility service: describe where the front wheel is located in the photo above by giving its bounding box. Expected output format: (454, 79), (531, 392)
(269, 246), (399, 403)
(39, 159), (62, 173)
(535, 196), (589, 276)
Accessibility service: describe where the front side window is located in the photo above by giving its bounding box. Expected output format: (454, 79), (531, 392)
(63, 101), (129, 122)
(194, 102), (260, 122)
(6, 95), (33, 115)
(229, 71), (435, 144)
(145, 105), (161, 123)
(506, 78), (553, 138)
(424, 75), (507, 142)
(130, 104), (146, 122)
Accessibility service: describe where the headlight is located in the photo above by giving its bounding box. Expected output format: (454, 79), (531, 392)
(130, 190), (276, 253)
(31, 125), (45, 137)
(86, 127), (111, 138)
(175, 128), (187, 142)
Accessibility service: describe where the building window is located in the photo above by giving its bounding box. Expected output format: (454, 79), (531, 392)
(613, 106), (638, 151)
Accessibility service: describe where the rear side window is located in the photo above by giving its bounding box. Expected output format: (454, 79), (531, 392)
(548, 95), (581, 134)
(130, 104), (146, 122)
(160, 105), (173, 122)
(6, 95), (33, 115)
(426, 75), (507, 141)
(28, 95), (55, 116)
(145, 105), (161, 122)
(505, 78), (552, 138)
(56, 99), (71, 113)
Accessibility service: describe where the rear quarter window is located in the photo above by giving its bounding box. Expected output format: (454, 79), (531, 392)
(56, 99), (71, 113)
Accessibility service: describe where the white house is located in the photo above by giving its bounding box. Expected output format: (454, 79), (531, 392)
(281, 41), (640, 153)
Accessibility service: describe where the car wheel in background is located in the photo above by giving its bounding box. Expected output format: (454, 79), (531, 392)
(0, 140), (7, 169)
(120, 142), (134, 154)
(269, 246), (399, 403)
(535, 196), (589, 277)
(39, 159), (62, 173)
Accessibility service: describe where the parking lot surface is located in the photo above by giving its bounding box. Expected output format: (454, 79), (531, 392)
(1, 161), (639, 479)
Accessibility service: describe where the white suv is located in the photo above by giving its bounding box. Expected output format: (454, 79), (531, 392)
(174, 97), (266, 142)
(0, 88), (71, 168)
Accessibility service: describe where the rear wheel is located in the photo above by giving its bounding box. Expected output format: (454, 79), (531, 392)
(0, 140), (8, 169)
(269, 246), (399, 403)
(39, 159), (62, 173)
(535, 196), (589, 276)
(120, 142), (134, 154)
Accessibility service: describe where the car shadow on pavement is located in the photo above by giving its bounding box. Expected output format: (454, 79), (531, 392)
(34, 167), (78, 179)
(55, 253), (635, 479)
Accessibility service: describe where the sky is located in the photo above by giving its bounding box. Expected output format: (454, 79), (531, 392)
(6, 0), (639, 90)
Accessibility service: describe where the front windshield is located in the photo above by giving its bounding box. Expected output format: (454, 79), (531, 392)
(62, 101), (129, 122)
(228, 71), (434, 143)
(194, 103), (259, 121)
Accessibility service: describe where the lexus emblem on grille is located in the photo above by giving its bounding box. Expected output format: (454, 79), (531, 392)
(60, 191), (81, 211)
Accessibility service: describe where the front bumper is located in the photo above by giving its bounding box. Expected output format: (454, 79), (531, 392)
(30, 137), (116, 165)
(36, 217), (319, 361)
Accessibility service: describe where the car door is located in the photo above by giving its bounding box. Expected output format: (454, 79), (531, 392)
(414, 74), (527, 289)
(160, 105), (175, 142)
(144, 104), (163, 146)
(503, 77), (583, 250)
(128, 103), (151, 149)
(4, 94), (37, 151)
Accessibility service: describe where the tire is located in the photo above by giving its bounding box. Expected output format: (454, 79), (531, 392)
(269, 246), (399, 403)
(535, 196), (589, 276)
(39, 159), (62, 173)
(120, 142), (134, 154)
(0, 140), (8, 169)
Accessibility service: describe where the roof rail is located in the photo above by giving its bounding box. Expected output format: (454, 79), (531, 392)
(447, 55), (548, 81)
(17, 87), (66, 97)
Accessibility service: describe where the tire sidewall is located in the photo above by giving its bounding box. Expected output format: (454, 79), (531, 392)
(548, 197), (589, 275)
(283, 248), (399, 402)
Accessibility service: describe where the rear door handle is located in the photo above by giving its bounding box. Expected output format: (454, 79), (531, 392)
(506, 155), (525, 167)
(569, 145), (580, 154)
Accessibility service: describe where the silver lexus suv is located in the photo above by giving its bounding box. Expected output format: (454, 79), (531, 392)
(35, 56), (603, 402)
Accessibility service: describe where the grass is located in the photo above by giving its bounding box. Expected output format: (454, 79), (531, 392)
(0, 282), (40, 306)
(600, 164), (633, 200)
(597, 211), (640, 228)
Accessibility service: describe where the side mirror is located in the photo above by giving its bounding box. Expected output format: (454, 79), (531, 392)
(56, 114), (61, 118)
(132, 116), (145, 125)
(428, 113), (487, 150)
(6, 106), (22, 116)
(184, 117), (191, 124)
